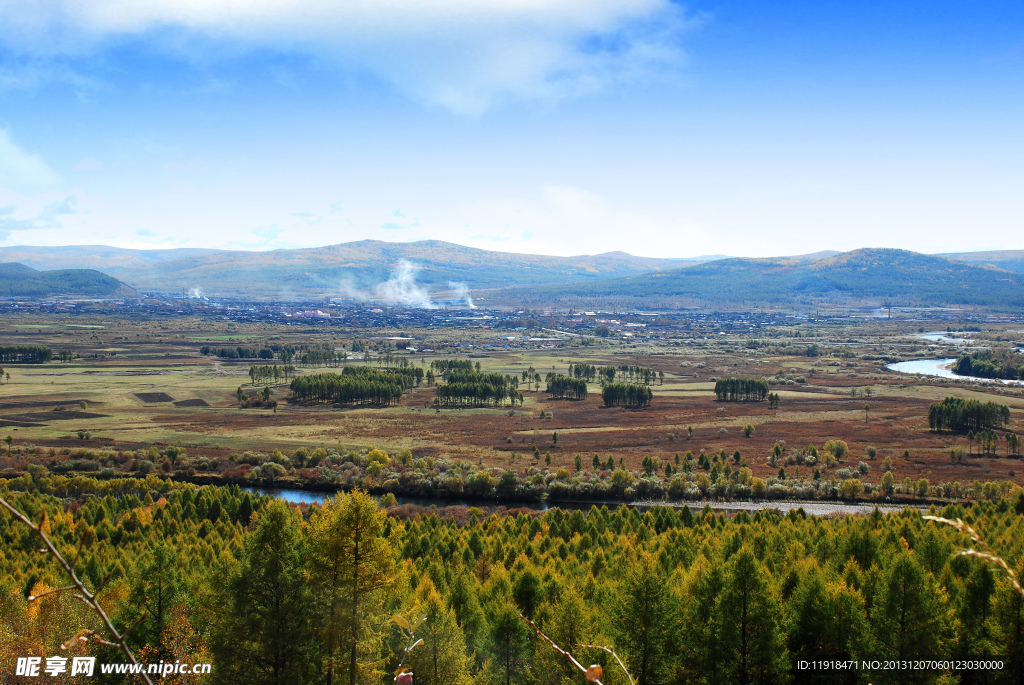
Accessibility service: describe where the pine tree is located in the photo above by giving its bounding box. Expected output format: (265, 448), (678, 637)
(787, 564), (867, 684)
(211, 499), (314, 685)
(613, 550), (674, 685)
(990, 557), (1024, 685)
(486, 600), (534, 685)
(125, 543), (184, 659)
(955, 562), (996, 684)
(717, 547), (788, 685)
(869, 550), (950, 685)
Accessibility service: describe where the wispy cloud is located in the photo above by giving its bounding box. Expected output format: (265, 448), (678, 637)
(0, 0), (697, 113)
(0, 129), (61, 193)
(0, 195), (78, 232)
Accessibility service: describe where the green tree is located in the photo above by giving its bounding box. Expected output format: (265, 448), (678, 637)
(990, 557), (1024, 685)
(211, 499), (313, 685)
(787, 564), (867, 684)
(955, 562), (996, 684)
(126, 543), (183, 659)
(869, 550), (950, 685)
(486, 600), (533, 685)
(403, 578), (472, 685)
(309, 490), (396, 685)
(679, 556), (725, 685)
(717, 547), (788, 685)
(613, 550), (673, 685)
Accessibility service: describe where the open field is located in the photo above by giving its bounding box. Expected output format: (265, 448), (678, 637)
(2, 310), (1023, 494)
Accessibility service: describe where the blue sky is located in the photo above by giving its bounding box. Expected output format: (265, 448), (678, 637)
(0, 0), (1022, 258)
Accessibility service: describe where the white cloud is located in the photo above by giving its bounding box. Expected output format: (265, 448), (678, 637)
(0, 0), (694, 112)
(0, 129), (61, 193)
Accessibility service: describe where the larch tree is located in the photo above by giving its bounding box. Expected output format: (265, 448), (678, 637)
(403, 577), (473, 685)
(308, 489), (397, 685)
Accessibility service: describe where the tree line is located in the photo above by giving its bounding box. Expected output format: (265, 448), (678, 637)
(2, 478), (1023, 685)
(953, 351), (1024, 381)
(201, 345), (273, 359)
(602, 383), (653, 407)
(545, 374), (588, 400)
(928, 397), (1011, 434)
(0, 345), (52, 363)
(289, 367), (417, 406)
(714, 378), (770, 402)
(435, 370), (523, 408)
(248, 364), (297, 385)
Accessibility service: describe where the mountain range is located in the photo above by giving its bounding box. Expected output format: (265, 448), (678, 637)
(2, 241), (1023, 310)
(507, 248), (1024, 310)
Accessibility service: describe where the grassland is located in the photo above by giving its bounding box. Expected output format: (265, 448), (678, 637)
(2, 311), (1023, 497)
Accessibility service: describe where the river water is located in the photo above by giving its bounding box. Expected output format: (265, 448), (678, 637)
(887, 358), (1023, 386)
(243, 487), (913, 516)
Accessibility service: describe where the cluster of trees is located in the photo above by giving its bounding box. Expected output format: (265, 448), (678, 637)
(928, 397), (1011, 434)
(238, 385), (277, 410)
(289, 367), (417, 406)
(3, 478), (1024, 685)
(602, 365), (662, 386)
(952, 351), (1024, 380)
(432, 359), (476, 378)
(714, 378), (770, 402)
(248, 364), (297, 385)
(0, 344), (52, 363)
(567, 363), (598, 382)
(601, 383), (653, 407)
(545, 374), (588, 400)
(435, 370), (523, 408)
(200, 345), (273, 359)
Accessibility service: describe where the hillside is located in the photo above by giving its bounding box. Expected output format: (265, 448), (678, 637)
(942, 249), (1024, 273)
(0, 262), (133, 298)
(504, 248), (1024, 310)
(1, 240), (711, 299)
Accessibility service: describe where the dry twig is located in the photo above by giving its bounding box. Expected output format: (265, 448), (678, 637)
(924, 515), (1023, 597)
(0, 494), (155, 685)
(519, 613), (634, 685)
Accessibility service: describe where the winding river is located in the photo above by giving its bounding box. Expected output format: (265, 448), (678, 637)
(887, 358), (1023, 386)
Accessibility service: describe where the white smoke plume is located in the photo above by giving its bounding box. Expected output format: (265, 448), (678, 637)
(340, 259), (436, 308)
(448, 281), (476, 309)
(187, 287), (204, 299)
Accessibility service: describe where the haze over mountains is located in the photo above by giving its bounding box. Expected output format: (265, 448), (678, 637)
(2, 241), (1023, 310)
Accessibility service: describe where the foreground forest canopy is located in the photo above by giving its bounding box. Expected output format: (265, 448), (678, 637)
(2, 476), (1024, 685)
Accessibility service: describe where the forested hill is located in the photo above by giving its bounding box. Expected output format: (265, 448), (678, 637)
(506, 248), (1024, 310)
(0, 240), (711, 298)
(0, 262), (132, 298)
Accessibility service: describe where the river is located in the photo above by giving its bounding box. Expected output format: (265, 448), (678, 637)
(887, 358), (1023, 386)
(243, 487), (915, 516)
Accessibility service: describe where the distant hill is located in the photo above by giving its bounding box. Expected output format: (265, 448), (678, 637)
(0, 245), (224, 271)
(0, 262), (132, 298)
(505, 248), (1024, 310)
(0, 240), (715, 299)
(942, 250), (1024, 274)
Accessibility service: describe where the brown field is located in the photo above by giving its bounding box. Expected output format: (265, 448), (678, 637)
(1, 312), (1022, 489)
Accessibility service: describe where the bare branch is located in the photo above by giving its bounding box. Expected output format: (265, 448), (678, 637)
(0, 494), (155, 685)
(580, 645), (636, 685)
(520, 613), (628, 685)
